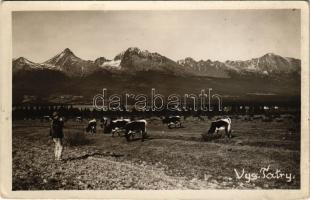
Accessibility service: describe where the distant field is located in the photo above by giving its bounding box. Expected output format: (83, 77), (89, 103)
(12, 115), (300, 190)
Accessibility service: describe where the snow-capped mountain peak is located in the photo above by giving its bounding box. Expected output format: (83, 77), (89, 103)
(44, 48), (81, 66)
(12, 57), (44, 73)
(40, 48), (98, 77)
(15, 57), (35, 65)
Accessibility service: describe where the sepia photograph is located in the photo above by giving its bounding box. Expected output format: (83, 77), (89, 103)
(0, 1), (309, 199)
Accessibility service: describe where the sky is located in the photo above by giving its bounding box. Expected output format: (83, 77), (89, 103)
(12, 10), (300, 63)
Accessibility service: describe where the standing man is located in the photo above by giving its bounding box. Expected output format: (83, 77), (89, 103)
(50, 111), (64, 161)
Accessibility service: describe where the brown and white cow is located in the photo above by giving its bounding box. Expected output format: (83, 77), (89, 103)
(101, 117), (131, 136)
(207, 117), (232, 138)
(162, 116), (182, 128)
(125, 120), (147, 142)
(86, 119), (97, 134)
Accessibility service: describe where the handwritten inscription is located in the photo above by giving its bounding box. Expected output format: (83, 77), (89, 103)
(234, 165), (295, 183)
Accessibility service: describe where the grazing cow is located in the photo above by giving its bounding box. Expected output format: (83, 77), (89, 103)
(162, 116), (182, 128)
(76, 116), (83, 123)
(208, 117), (232, 138)
(86, 119), (97, 134)
(102, 118), (130, 136)
(125, 120), (147, 142)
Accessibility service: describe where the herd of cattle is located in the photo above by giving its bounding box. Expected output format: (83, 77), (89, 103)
(36, 112), (301, 142)
(82, 115), (232, 142)
(41, 112), (299, 142)
(41, 114), (233, 141)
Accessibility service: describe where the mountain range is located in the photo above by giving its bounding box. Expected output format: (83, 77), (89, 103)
(13, 47), (301, 78)
(12, 47), (301, 104)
